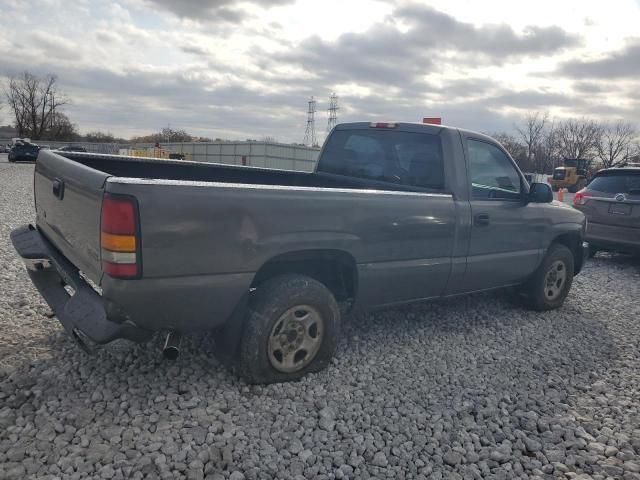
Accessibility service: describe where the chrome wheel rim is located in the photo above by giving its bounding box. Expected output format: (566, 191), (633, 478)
(544, 260), (566, 301)
(267, 305), (324, 373)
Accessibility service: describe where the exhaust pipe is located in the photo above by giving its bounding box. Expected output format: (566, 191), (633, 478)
(163, 332), (181, 360)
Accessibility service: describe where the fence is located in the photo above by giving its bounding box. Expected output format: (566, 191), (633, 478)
(154, 142), (320, 172)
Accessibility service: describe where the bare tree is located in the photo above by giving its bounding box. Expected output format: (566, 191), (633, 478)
(85, 131), (116, 143)
(554, 118), (603, 160)
(47, 112), (79, 141)
(4, 71), (67, 139)
(532, 123), (561, 174)
(130, 128), (194, 144)
(492, 132), (529, 170)
(515, 112), (548, 165)
(595, 121), (639, 168)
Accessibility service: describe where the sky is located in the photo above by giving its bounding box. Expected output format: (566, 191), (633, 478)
(1, 0), (639, 142)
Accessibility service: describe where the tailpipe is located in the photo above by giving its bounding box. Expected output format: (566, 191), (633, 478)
(163, 332), (181, 360)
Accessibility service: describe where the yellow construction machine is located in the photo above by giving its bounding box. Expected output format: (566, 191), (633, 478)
(548, 158), (591, 193)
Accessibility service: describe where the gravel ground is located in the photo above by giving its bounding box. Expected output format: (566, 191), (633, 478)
(1, 155), (640, 480)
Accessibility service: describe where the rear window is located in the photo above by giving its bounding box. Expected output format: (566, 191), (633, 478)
(318, 129), (445, 190)
(588, 172), (640, 194)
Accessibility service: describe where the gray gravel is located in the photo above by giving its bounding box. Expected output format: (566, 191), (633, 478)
(1, 154), (640, 480)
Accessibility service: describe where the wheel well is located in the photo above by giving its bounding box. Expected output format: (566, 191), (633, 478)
(552, 233), (584, 274)
(251, 250), (357, 304)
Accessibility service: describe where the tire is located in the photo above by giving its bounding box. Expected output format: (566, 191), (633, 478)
(551, 186), (559, 192)
(238, 274), (340, 384)
(520, 243), (574, 311)
(568, 184), (579, 193)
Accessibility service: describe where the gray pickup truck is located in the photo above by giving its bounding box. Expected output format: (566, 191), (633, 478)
(11, 122), (588, 383)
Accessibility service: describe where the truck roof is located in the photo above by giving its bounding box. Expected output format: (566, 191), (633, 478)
(335, 122), (498, 144)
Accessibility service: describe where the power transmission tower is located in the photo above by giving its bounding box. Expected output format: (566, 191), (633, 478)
(326, 93), (339, 135)
(303, 96), (317, 147)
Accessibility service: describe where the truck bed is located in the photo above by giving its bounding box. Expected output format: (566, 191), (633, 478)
(56, 151), (428, 192)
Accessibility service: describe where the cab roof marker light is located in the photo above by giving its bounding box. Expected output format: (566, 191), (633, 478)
(369, 122), (397, 128)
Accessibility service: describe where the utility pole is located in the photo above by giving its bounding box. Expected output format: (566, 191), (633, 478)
(49, 92), (56, 135)
(326, 93), (338, 136)
(303, 96), (317, 147)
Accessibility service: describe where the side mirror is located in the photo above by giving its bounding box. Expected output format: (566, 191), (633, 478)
(528, 182), (553, 203)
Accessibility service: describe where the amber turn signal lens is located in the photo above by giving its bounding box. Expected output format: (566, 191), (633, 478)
(101, 232), (136, 252)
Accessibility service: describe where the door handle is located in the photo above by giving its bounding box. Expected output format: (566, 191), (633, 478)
(52, 178), (65, 200)
(474, 213), (490, 226)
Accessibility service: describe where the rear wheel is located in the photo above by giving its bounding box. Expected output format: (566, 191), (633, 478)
(519, 243), (574, 311)
(551, 185), (559, 192)
(239, 274), (340, 384)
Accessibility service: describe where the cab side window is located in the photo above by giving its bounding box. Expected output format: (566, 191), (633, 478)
(467, 139), (522, 200)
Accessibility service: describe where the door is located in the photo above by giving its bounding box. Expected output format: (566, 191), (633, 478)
(462, 138), (541, 292)
(318, 124), (457, 306)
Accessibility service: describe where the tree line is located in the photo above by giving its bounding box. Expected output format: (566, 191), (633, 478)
(492, 113), (639, 173)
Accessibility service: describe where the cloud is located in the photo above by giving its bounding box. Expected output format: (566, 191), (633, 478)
(180, 43), (211, 56)
(571, 81), (608, 94)
(560, 40), (640, 78)
(143, 0), (293, 23)
(395, 5), (580, 58)
(26, 31), (81, 60)
(487, 90), (579, 109)
(273, 4), (580, 93)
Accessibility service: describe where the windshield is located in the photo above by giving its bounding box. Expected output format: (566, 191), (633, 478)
(588, 172), (640, 194)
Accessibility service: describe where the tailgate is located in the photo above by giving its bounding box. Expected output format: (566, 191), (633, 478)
(588, 196), (640, 228)
(34, 150), (109, 283)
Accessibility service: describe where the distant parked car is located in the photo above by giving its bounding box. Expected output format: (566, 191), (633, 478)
(0, 145), (11, 153)
(8, 143), (40, 162)
(56, 145), (87, 152)
(573, 166), (640, 256)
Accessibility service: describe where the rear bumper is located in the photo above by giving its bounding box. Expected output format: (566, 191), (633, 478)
(586, 222), (640, 253)
(10, 225), (152, 346)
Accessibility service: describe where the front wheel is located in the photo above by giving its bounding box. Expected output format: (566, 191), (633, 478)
(239, 274), (340, 384)
(519, 243), (574, 311)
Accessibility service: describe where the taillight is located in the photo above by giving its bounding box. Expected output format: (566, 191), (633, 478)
(100, 194), (141, 278)
(573, 190), (591, 206)
(369, 122), (397, 128)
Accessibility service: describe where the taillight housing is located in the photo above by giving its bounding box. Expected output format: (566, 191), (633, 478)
(573, 190), (591, 206)
(100, 194), (141, 279)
